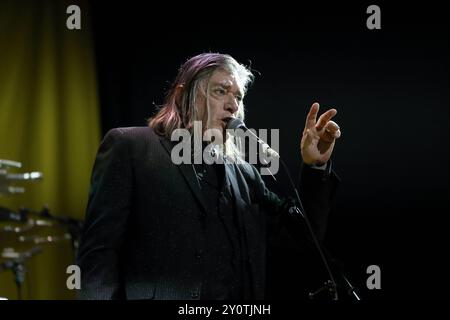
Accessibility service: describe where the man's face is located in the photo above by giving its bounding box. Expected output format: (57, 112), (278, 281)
(196, 69), (243, 140)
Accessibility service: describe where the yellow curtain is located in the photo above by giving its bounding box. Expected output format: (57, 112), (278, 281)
(0, 0), (100, 299)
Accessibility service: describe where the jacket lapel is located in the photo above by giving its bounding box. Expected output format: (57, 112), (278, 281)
(159, 136), (210, 214)
(160, 136), (265, 297)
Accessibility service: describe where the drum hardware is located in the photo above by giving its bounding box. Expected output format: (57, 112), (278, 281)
(0, 159), (43, 195)
(0, 159), (83, 299)
(0, 246), (42, 300)
(18, 233), (72, 244)
(0, 159), (22, 169)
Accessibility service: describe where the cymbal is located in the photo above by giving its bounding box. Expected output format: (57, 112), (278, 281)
(0, 219), (35, 233)
(0, 171), (43, 195)
(1, 171), (43, 181)
(1, 246), (42, 260)
(0, 246), (43, 273)
(0, 159), (22, 169)
(17, 233), (72, 245)
(0, 207), (53, 231)
(0, 160), (43, 195)
(0, 185), (25, 194)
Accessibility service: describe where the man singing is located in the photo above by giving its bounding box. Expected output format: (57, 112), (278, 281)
(77, 53), (342, 300)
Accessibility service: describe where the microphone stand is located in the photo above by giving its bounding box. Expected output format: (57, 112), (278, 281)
(228, 118), (359, 300)
(280, 159), (338, 301)
(264, 156), (360, 300)
(0, 261), (25, 299)
(0, 246), (42, 300)
(322, 248), (362, 300)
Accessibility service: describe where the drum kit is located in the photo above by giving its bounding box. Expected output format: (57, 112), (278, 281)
(0, 159), (83, 299)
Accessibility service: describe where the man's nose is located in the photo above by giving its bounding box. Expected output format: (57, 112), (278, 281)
(225, 94), (239, 114)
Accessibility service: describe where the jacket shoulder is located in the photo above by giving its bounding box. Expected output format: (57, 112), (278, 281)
(105, 126), (156, 140)
(102, 126), (161, 147)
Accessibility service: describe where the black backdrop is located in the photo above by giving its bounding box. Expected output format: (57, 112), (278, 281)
(89, 2), (450, 299)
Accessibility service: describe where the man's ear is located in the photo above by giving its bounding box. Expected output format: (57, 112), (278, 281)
(175, 83), (185, 105)
(175, 83), (185, 94)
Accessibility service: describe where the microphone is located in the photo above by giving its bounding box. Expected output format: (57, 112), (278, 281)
(226, 118), (280, 158)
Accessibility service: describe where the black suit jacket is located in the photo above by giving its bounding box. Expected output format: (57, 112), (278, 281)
(77, 126), (339, 299)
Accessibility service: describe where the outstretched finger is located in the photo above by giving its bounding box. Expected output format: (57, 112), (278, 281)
(304, 102), (320, 133)
(315, 108), (337, 131)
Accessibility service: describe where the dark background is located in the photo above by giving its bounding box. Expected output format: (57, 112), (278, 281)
(89, 2), (450, 299)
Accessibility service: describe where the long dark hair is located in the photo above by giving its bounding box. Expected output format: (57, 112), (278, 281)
(149, 53), (253, 139)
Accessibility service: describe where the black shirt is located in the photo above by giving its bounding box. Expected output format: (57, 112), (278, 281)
(193, 160), (247, 299)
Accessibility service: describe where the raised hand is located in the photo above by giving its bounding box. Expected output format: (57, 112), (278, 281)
(301, 102), (341, 166)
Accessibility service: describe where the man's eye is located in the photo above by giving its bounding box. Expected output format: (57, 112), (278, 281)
(236, 96), (243, 102)
(215, 88), (226, 95)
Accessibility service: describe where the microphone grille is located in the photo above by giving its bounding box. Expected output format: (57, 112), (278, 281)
(226, 117), (246, 130)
